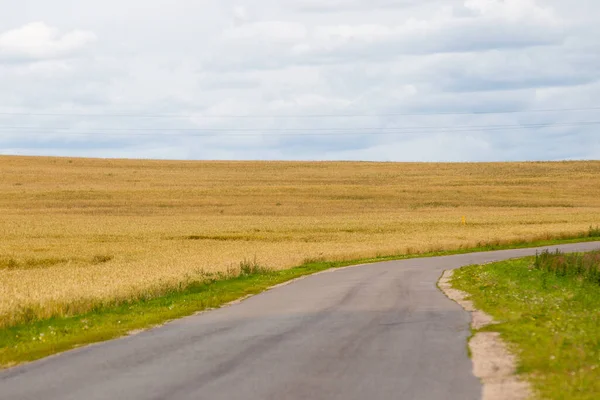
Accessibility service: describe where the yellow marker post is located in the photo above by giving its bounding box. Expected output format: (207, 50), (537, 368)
(461, 216), (467, 226)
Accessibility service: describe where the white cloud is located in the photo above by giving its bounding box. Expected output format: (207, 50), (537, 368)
(0, 22), (96, 62)
(233, 5), (250, 26)
(224, 21), (307, 41)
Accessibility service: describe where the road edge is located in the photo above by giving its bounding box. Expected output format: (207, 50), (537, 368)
(4, 239), (599, 370)
(438, 270), (531, 400)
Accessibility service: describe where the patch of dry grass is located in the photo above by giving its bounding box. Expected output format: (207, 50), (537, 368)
(1, 156), (600, 327)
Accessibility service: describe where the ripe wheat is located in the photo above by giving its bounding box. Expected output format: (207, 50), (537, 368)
(1, 156), (599, 327)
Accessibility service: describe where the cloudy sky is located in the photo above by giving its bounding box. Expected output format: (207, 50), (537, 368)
(1, 0), (599, 161)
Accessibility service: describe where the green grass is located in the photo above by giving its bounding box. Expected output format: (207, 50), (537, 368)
(452, 253), (600, 400)
(1, 234), (600, 369)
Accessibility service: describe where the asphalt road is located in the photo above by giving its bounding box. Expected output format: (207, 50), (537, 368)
(2, 242), (600, 400)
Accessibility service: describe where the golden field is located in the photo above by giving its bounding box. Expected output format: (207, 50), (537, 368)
(1, 156), (600, 328)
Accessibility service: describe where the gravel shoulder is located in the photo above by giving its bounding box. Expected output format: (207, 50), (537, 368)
(438, 270), (530, 400)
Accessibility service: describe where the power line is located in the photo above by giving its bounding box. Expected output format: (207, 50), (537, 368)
(1, 121), (597, 137)
(0, 106), (599, 119)
(3, 121), (599, 132)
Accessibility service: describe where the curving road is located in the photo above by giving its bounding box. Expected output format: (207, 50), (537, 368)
(2, 242), (600, 400)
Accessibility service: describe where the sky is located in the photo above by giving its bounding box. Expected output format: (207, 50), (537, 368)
(0, 0), (599, 161)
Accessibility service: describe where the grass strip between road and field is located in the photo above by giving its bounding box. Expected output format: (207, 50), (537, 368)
(451, 252), (600, 400)
(1, 234), (600, 369)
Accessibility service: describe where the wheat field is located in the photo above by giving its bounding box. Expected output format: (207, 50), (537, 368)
(1, 156), (600, 328)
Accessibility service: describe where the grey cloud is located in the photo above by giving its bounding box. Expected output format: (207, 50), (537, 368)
(0, 0), (599, 161)
(204, 1), (564, 72)
(292, 0), (428, 13)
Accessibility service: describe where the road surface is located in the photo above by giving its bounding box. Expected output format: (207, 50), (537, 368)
(2, 242), (599, 400)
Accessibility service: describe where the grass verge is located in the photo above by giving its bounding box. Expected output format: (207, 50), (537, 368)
(1, 234), (600, 369)
(452, 252), (600, 399)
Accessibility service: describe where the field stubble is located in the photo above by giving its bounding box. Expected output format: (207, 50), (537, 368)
(1, 156), (600, 328)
